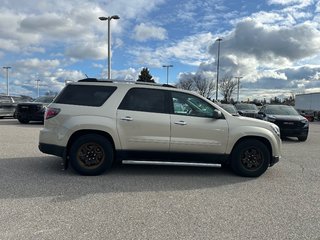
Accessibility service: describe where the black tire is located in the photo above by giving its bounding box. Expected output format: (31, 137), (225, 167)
(69, 134), (114, 176)
(298, 136), (307, 142)
(231, 140), (270, 177)
(220, 162), (230, 170)
(18, 117), (29, 124)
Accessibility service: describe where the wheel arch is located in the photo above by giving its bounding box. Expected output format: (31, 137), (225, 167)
(229, 136), (272, 164)
(66, 130), (116, 165)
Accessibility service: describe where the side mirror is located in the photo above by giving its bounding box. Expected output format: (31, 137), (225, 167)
(212, 109), (222, 119)
(257, 112), (265, 119)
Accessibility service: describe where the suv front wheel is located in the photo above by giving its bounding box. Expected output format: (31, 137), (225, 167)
(231, 139), (270, 177)
(69, 134), (114, 175)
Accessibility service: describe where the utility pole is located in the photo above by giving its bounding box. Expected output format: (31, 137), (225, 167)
(3, 66), (11, 96)
(35, 79), (40, 97)
(215, 38), (222, 100)
(234, 76), (243, 103)
(99, 15), (120, 80)
(162, 65), (173, 84)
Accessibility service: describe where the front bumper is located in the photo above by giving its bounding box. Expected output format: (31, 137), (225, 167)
(270, 156), (280, 167)
(281, 128), (308, 137)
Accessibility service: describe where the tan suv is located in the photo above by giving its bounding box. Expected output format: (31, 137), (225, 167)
(39, 78), (281, 177)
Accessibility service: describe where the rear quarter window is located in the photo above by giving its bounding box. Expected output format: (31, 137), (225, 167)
(54, 85), (117, 106)
(0, 96), (13, 104)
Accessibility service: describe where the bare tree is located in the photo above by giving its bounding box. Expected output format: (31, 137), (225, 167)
(219, 76), (238, 103)
(193, 75), (215, 98)
(176, 75), (215, 99)
(176, 78), (194, 91)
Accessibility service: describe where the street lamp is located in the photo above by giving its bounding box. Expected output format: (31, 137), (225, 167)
(3, 66), (11, 96)
(99, 15), (120, 80)
(234, 76), (243, 103)
(35, 79), (40, 97)
(215, 38), (222, 100)
(162, 65), (173, 84)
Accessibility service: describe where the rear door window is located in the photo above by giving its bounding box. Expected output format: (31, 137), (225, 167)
(54, 85), (116, 106)
(118, 88), (168, 114)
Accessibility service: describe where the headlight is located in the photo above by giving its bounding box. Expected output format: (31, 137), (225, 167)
(267, 115), (276, 122)
(301, 119), (309, 126)
(271, 124), (280, 137)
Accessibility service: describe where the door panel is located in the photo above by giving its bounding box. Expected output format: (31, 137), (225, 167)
(170, 115), (228, 154)
(116, 87), (170, 152)
(117, 110), (170, 151)
(169, 91), (229, 154)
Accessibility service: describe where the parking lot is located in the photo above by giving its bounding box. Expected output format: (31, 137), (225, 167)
(0, 119), (319, 240)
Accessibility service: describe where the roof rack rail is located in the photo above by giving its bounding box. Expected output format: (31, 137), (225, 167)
(78, 78), (98, 82)
(78, 78), (113, 83)
(76, 79), (176, 88)
(161, 84), (176, 88)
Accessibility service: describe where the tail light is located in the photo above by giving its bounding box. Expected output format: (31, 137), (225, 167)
(45, 107), (60, 119)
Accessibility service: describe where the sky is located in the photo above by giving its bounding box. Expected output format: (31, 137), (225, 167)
(0, 0), (320, 101)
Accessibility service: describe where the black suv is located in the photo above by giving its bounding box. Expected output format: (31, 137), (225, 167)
(15, 96), (55, 124)
(257, 104), (309, 141)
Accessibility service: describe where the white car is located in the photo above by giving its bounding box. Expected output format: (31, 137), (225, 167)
(39, 79), (281, 177)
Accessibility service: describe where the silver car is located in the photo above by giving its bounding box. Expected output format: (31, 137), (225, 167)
(0, 95), (16, 118)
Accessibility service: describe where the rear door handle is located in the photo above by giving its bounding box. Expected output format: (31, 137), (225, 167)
(121, 116), (133, 121)
(174, 121), (187, 125)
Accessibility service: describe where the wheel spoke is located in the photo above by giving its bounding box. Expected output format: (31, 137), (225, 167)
(241, 147), (263, 170)
(77, 142), (105, 168)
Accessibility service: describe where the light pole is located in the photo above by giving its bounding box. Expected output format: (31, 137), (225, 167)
(234, 76), (243, 103)
(162, 65), (173, 84)
(35, 79), (40, 97)
(3, 67), (11, 96)
(99, 15), (120, 80)
(215, 38), (222, 100)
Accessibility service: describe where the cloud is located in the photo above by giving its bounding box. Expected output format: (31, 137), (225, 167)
(109, 68), (139, 81)
(105, 0), (166, 19)
(267, 0), (313, 6)
(203, 19), (320, 85)
(215, 20), (320, 64)
(65, 42), (107, 60)
(133, 23), (167, 42)
(14, 58), (60, 72)
(130, 32), (214, 67)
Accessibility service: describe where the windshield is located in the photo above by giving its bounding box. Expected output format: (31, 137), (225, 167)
(33, 96), (55, 103)
(265, 105), (300, 116)
(220, 104), (238, 115)
(235, 104), (258, 110)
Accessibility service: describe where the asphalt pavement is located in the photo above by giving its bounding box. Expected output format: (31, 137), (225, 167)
(0, 119), (319, 240)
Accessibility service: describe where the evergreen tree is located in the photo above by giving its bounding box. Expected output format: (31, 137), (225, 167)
(137, 68), (155, 83)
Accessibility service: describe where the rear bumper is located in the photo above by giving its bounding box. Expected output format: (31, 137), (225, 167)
(16, 111), (44, 121)
(39, 143), (66, 158)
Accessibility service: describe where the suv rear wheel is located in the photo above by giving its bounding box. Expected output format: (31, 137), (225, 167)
(69, 134), (114, 175)
(18, 117), (30, 124)
(231, 139), (270, 177)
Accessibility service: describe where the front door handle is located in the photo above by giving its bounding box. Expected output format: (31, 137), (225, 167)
(174, 121), (187, 125)
(121, 116), (133, 121)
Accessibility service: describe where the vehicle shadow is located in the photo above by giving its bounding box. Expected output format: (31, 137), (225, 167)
(0, 156), (257, 201)
(0, 119), (43, 127)
(281, 137), (305, 144)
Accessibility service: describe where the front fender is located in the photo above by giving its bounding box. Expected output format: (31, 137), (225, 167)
(226, 125), (281, 158)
